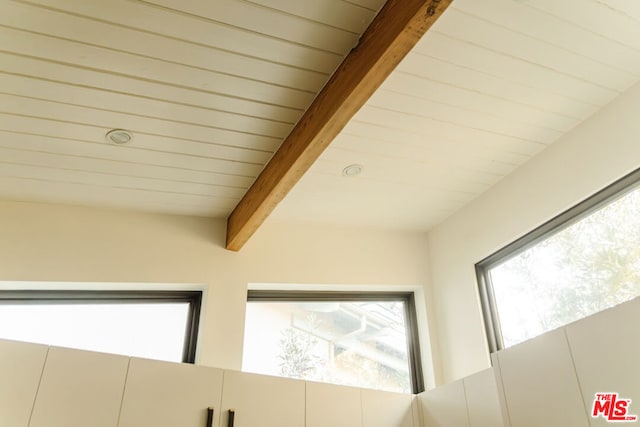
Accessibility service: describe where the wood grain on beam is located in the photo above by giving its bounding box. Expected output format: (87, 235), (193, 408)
(226, 0), (453, 251)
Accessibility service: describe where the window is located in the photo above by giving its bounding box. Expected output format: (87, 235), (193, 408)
(242, 291), (423, 394)
(477, 168), (640, 352)
(0, 290), (201, 362)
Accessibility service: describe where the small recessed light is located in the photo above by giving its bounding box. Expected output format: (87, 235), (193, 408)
(106, 129), (133, 145)
(342, 164), (363, 177)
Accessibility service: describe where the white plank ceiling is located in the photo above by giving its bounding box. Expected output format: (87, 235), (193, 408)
(272, 0), (640, 230)
(2, 0), (640, 231)
(0, 0), (385, 217)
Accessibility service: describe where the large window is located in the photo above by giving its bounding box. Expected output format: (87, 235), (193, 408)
(242, 291), (423, 394)
(0, 290), (202, 362)
(477, 168), (640, 352)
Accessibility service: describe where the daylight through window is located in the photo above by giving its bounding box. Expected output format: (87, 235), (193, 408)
(477, 168), (640, 351)
(242, 291), (423, 394)
(0, 290), (201, 362)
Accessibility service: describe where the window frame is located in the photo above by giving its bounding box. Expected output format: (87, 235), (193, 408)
(246, 290), (424, 393)
(476, 167), (640, 353)
(0, 290), (202, 363)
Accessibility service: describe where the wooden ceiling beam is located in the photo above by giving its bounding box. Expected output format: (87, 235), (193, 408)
(225, 0), (453, 251)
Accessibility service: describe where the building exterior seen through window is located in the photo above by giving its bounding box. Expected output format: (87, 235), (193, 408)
(477, 168), (640, 351)
(0, 290), (201, 362)
(242, 291), (422, 394)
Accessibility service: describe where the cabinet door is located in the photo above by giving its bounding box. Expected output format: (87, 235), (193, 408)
(220, 371), (305, 427)
(496, 329), (589, 427)
(419, 379), (469, 427)
(29, 346), (129, 427)
(118, 358), (224, 427)
(0, 339), (48, 427)
(362, 389), (414, 427)
(306, 381), (361, 427)
(463, 368), (504, 427)
(565, 298), (640, 427)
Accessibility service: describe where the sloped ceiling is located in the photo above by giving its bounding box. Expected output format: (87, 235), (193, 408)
(272, 0), (640, 230)
(0, 0), (386, 216)
(2, 0), (640, 239)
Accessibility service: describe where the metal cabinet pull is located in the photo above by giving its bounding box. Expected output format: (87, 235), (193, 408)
(227, 409), (235, 427)
(206, 408), (214, 427)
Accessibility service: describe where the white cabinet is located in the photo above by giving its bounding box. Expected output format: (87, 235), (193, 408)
(118, 358), (224, 427)
(306, 381), (361, 427)
(566, 298), (640, 427)
(417, 368), (504, 427)
(419, 379), (469, 427)
(0, 339), (48, 427)
(220, 370), (305, 427)
(362, 389), (414, 427)
(29, 346), (129, 427)
(463, 368), (504, 427)
(496, 328), (589, 427)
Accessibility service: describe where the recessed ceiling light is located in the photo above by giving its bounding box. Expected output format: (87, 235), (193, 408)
(106, 129), (133, 145)
(342, 164), (363, 177)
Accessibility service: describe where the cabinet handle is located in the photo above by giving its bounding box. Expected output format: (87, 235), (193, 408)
(206, 407), (214, 427)
(227, 409), (235, 427)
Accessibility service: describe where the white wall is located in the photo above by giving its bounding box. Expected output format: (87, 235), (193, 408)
(427, 81), (640, 384)
(7, 81), (640, 389)
(0, 202), (433, 385)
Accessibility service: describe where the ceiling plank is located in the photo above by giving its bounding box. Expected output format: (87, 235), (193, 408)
(225, 0), (453, 251)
